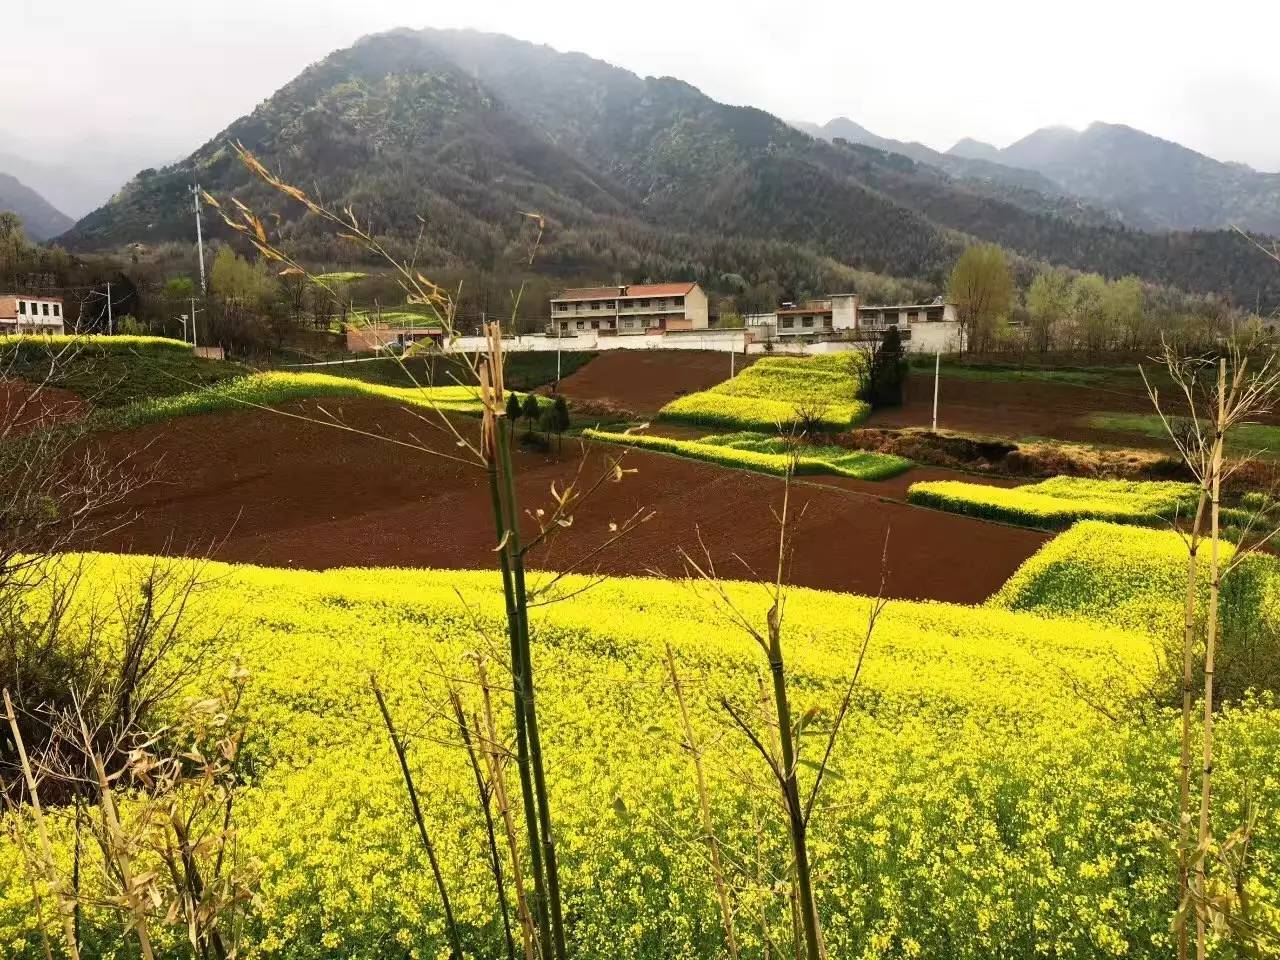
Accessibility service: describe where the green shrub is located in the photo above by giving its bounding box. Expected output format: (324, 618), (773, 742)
(907, 476), (1200, 529)
(584, 428), (910, 480)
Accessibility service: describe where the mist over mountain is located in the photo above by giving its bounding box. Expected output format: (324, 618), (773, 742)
(60, 28), (1280, 306)
(0, 172), (74, 240)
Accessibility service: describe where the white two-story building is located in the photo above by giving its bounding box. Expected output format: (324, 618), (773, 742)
(549, 282), (709, 336)
(0, 295), (65, 334)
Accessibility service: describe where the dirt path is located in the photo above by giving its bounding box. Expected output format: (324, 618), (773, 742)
(88, 398), (1046, 603)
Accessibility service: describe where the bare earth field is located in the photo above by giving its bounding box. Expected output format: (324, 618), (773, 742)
(89, 398), (1045, 604)
(872, 371), (1155, 444)
(551, 349), (756, 414)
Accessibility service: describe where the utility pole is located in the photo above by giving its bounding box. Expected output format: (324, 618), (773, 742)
(191, 297), (199, 348)
(192, 183), (207, 295)
(931, 350), (940, 432)
(105, 281), (113, 335)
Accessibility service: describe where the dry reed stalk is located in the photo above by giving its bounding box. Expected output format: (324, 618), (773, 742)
(1196, 359), (1227, 960)
(76, 710), (155, 960)
(3, 689), (82, 960)
(665, 643), (739, 960)
(478, 659), (538, 960)
(450, 687), (517, 960)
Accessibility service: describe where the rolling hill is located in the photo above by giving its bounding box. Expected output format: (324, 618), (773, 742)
(59, 28), (1280, 307)
(0, 172), (74, 241)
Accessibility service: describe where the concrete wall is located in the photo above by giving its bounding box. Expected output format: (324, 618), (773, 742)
(831, 293), (858, 331)
(684, 285), (710, 328)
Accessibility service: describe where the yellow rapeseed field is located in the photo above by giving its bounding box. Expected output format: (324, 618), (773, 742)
(2, 550), (1277, 959)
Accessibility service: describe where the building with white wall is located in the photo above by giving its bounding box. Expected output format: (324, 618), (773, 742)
(549, 282), (709, 336)
(0, 295), (65, 334)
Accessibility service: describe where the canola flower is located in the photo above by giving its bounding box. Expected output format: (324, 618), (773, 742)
(658, 354), (870, 432)
(908, 476), (1202, 529)
(0, 551), (1276, 959)
(581, 428), (911, 480)
(0, 333), (195, 358)
(93, 371), (544, 431)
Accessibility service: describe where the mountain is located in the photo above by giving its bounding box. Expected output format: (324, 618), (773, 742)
(962, 122), (1280, 234)
(60, 29), (1280, 307)
(0, 172), (74, 240)
(947, 138), (1001, 163)
(793, 116), (1081, 208)
(0, 144), (172, 220)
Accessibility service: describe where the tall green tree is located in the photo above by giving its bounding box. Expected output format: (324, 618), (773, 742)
(1071, 273), (1109, 353)
(1026, 268), (1072, 354)
(1104, 275), (1146, 349)
(947, 243), (1013, 355)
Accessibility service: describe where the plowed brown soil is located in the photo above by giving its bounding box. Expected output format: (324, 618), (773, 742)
(90, 398), (1046, 604)
(552, 349), (755, 415)
(870, 372), (1155, 443)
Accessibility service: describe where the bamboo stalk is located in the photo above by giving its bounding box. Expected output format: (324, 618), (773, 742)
(478, 660), (538, 960)
(4, 691), (82, 960)
(451, 688), (517, 960)
(481, 355), (553, 960)
(1195, 359), (1227, 960)
(666, 644), (739, 960)
(487, 326), (568, 960)
(371, 678), (464, 960)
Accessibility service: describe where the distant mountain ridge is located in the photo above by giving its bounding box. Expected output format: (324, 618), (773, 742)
(59, 29), (1280, 307)
(944, 121), (1280, 233)
(0, 172), (74, 240)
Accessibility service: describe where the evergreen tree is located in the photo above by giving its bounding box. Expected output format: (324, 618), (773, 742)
(521, 393), (541, 438)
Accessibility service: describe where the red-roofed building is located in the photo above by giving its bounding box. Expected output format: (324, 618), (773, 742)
(549, 282), (708, 337)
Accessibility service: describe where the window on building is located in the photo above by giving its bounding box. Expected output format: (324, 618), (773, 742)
(560, 321), (568, 331)
(52, 304), (60, 317)
(673, 296), (684, 307)
(801, 316), (814, 328)
(18, 302), (26, 315)
(590, 320), (599, 329)
(41, 303), (49, 316)
(591, 301), (601, 309)
(575, 320), (585, 330)
(823, 314), (833, 327)
(781, 317), (795, 329)
(575, 302), (583, 312)
(604, 300), (614, 309)
(622, 318), (635, 329)
(639, 299), (650, 307)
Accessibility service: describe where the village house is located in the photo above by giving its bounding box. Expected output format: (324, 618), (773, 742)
(549, 282), (709, 336)
(0, 294), (65, 335)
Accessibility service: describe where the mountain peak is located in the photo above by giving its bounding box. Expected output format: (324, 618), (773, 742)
(946, 137), (1001, 162)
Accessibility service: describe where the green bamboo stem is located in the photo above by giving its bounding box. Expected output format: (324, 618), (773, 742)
(487, 433), (553, 960)
(494, 414), (568, 960)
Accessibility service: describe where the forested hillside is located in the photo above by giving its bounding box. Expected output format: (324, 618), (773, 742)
(59, 28), (1280, 308)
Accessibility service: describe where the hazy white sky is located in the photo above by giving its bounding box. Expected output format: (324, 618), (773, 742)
(8, 0), (1280, 172)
